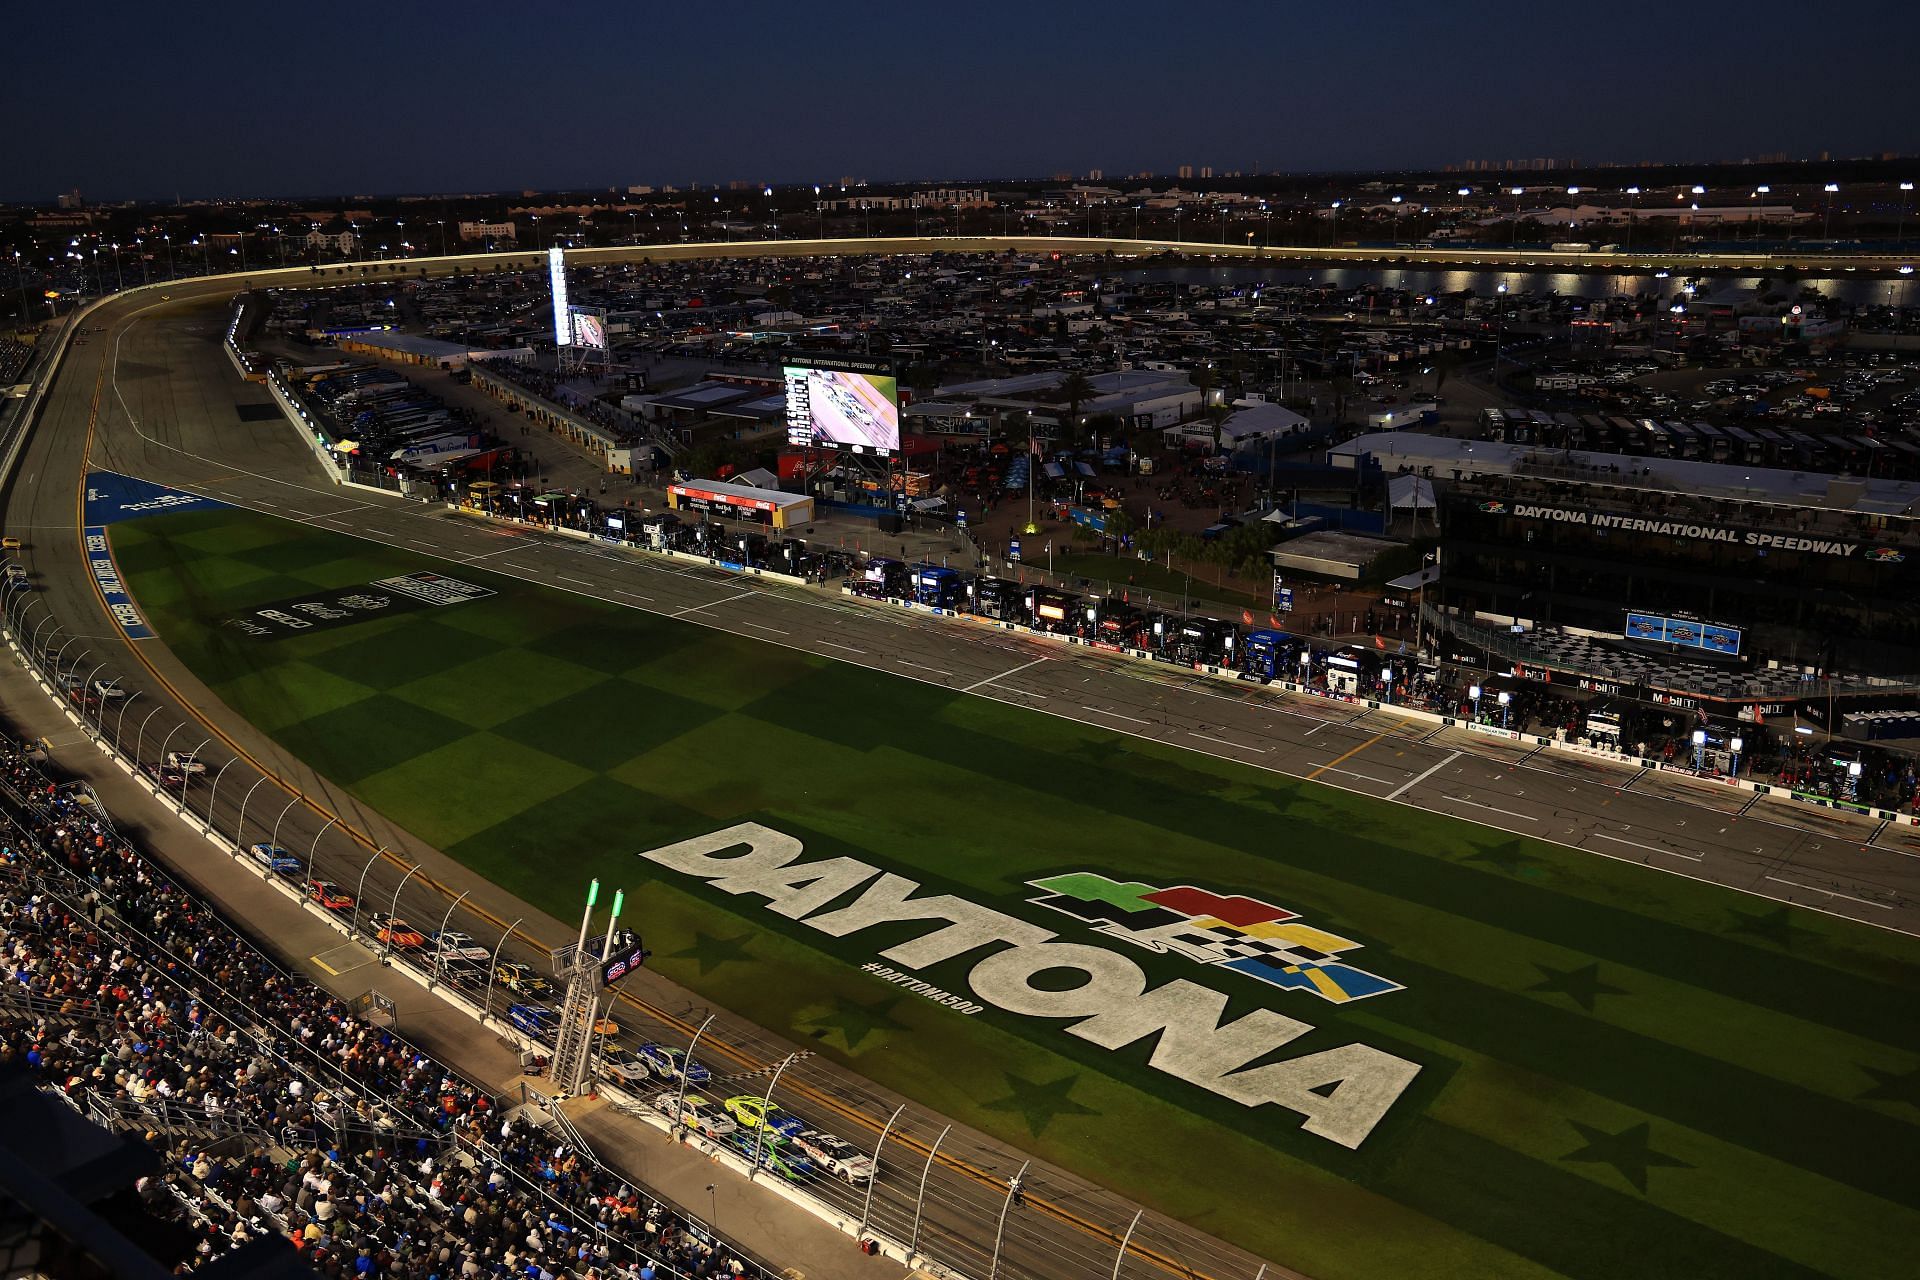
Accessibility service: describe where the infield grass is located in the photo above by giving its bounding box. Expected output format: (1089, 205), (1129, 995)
(111, 505), (1920, 1280)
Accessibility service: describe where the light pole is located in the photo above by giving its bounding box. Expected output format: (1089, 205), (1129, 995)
(763, 186), (775, 238)
(1493, 281), (1508, 382)
(1750, 184), (1770, 244)
(1329, 200), (1341, 246)
(1729, 735), (1743, 778)
(1899, 182), (1914, 250)
(1691, 728), (1707, 772)
(814, 184), (823, 239)
(1823, 182), (1840, 241)
(1469, 683), (1483, 723)
(1391, 194), (1405, 245)
(1496, 689), (1511, 728)
(1624, 186), (1640, 251)
(1510, 187), (1525, 244)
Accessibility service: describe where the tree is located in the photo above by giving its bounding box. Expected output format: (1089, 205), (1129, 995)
(1205, 403), (1232, 455)
(1058, 372), (1094, 443)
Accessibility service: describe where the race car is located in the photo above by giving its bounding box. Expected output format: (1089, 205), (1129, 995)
(493, 962), (555, 1000)
(597, 1045), (653, 1089)
(370, 913), (426, 949)
(246, 843), (301, 875)
(650, 1092), (736, 1139)
(724, 1130), (815, 1183)
(508, 1003), (560, 1037)
(792, 1128), (877, 1184)
(634, 1043), (709, 1086)
(722, 1095), (805, 1138)
(307, 880), (354, 911)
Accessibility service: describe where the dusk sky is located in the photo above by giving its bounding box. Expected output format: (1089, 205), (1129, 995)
(10, 0), (1919, 201)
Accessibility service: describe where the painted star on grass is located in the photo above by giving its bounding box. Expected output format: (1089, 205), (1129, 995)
(1561, 1120), (1691, 1193)
(980, 1070), (1100, 1138)
(1528, 962), (1629, 1013)
(667, 930), (755, 976)
(800, 995), (910, 1052)
(1460, 839), (1538, 876)
(1857, 1063), (1920, 1111)
(1724, 905), (1811, 951)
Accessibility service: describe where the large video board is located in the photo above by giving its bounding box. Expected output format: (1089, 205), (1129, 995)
(1625, 612), (1742, 655)
(569, 307), (607, 350)
(783, 357), (899, 456)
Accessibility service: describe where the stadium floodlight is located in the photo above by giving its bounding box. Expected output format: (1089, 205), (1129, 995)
(547, 246), (570, 347)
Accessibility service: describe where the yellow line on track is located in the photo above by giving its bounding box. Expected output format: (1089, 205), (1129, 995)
(1306, 731), (1388, 781)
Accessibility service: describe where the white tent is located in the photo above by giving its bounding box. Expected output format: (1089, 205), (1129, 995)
(1388, 473), (1437, 511)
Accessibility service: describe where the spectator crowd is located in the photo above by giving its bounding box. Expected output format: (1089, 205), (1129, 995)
(0, 735), (770, 1279)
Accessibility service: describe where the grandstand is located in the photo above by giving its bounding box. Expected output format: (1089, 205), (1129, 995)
(0, 734), (773, 1280)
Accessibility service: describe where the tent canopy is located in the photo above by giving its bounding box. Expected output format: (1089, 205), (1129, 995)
(1388, 473), (1437, 510)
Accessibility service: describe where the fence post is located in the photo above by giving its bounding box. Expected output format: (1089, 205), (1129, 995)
(204, 757), (238, 835)
(746, 1052), (798, 1180)
(1112, 1208), (1144, 1280)
(351, 846), (386, 935)
(234, 776), (268, 849)
(668, 1013), (717, 1127)
(857, 1102), (905, 1236)
(987, 1159), (1030, 1280)
(305, 815), (337, 885)
(481, 911), (519, 1005)
(907, 1123), (952, 1258)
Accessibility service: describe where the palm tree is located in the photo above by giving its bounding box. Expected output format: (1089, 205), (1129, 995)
(1205, 403), (1232, 455)
(1058, 372), (1093, 442)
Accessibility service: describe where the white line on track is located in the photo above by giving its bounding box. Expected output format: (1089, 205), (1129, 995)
(557, 574), (593, 586)
(1082, 705), (1150, 725)
(896, 657), (952, 677)
(673, 588), (755, 618)
(1307, 763), (1397, 786)
(961, 654), (1050, 693)
(739, 620), (789, 635)
(612, 588), (654, 602)
(1438, 795), (1538, 821)
(1763, 875), (1893, 909)
(817, 640), (868, 655)
(1302, 719), (1335, 736)
(1590, 831), (1703, 862)
(1387, 751), (1461, 801)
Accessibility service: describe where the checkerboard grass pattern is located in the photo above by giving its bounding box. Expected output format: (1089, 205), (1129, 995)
(112, 507), (1920, 1280)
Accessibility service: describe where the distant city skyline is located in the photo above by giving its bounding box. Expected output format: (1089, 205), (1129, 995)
(10, 0), (1918, 202)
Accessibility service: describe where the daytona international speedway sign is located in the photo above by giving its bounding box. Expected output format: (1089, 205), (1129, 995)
(641, 824), (1420, 1149)
(1481, 501), (1884, 559)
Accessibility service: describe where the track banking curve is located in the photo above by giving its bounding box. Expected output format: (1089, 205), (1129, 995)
(7, 249), (1920, 1280)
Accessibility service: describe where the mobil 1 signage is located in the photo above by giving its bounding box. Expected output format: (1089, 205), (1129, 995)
(221, 572), (496, 641)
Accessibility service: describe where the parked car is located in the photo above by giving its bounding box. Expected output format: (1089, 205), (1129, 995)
(246, 843), (301, 875)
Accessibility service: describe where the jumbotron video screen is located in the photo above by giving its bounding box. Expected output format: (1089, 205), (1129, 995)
(783, 364), (900, 455)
